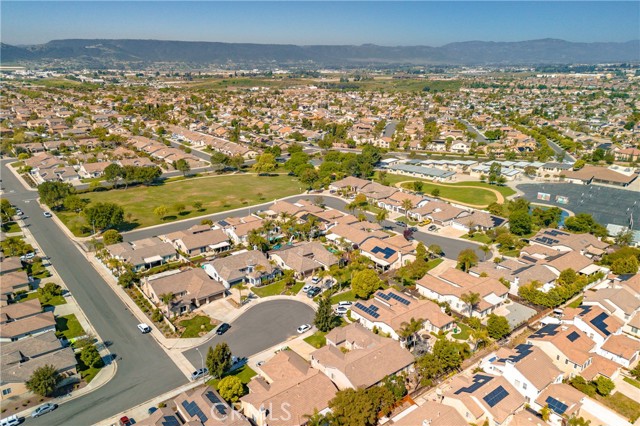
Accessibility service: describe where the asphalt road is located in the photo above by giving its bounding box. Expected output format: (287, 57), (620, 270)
(123, 193), (481, 259)
(183, 300), (315, 369)
(1, 160), (187, 426)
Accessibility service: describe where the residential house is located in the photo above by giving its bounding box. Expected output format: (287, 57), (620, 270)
(204, 250), (276, 287)
(481, 344), (564, 404)
(173, 385), (250, 426)
(105, 238), (178, 272)
(0, 269), (31, 304)
(350, 288), (454, 344)
(529, 228), (609, 258)
(442, 373), (525, 426)
(573, 305), (624, 346)
(0, 311), (56, 342)
(596, 333), (640, 368)
(78, 161), (113, 178)
(142, 268), (227, 316)
(416, 268), (509, 318)
(268, 242), (338, 279)
(241, 351), (337, 426)
(135, 407), (183, 426)
(392, 401), (468, 426)
(527, 324), (595, 376)
(310, 323), (414, 390)
(1, 331), (77, 400)
(218, 215), (264, 245)
(164, 225), (231, 256)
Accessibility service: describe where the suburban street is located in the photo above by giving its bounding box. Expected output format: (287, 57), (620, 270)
(123, 192), (482, 259)
(1, 160), (187, 426)
(183, 300), (315, 369)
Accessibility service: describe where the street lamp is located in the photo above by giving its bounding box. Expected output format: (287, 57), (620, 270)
(195, 347), (205, 386)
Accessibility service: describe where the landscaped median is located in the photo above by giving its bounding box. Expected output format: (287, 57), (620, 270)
(56, 174), (302, 236)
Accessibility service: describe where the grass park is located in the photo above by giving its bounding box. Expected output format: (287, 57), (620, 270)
(57, 174), (302, 236)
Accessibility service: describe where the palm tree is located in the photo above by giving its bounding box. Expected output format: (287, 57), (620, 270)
(401, 199), (413, 218)
(375, 209), (388, 224)
(236, 282), (247, 303)
(304, 409), (332, 426)
(480, 244), (491, 261)
(470, 327), (490, 351)
(159, 292), (175, 317)
(399, 317), (424, 350)
(461, 292), (480, 317)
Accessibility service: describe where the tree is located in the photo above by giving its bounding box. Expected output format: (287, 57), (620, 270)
(173, 203), (186, 214)
(26, 364), (61, 397)
(217, 375), (245, 402)
(159, 292), (175, 317)
(154, 205), (168, 220)
(401, 199), (413, 217)
(63, 194), (87, 212)
(398, 317), (423, 349)
(615, 230), (634, 247)
(351, 269), (383, 299)
(487, 314), (511, 340)
(457, 248), (478, 272)
(329, 388), (378, 426)
(509, 210), (532, 236)
(461, 292), (480, 316)
(193, 201), (204, 211)
(413, 181), (423, 192)
(480, 244), (491, 260)
(428, 244), (442, 257)
(84, 202), (125, 232)
(315, 295), (340, 332)
(253, 153), (277, 173)
(0, 198), (16, 223)
(80, 344), (103, 368)
(210, 152), (230, 170)
(38, 282), (63, 303)
(229, 155), (245, 170)
(38, 181), (74, 208)
(431, 188), (440, 197)
(174, 158), (191, 176)
(610, 255), (639, 275)
(375, 209), (388, 224)
(573, 159), (586, 170)
(540, 405), (551, 421)
(104, 163), (124, 187)
(102, 229), (123, 245)
(118, 270), (136, 288)
(568, 417), (591, 426)
(594, 376), (615, 396)
(206, 342), (232, 379)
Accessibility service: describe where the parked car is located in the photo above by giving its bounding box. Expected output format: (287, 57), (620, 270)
(395, 221), (407, 228)
(0, 415), (21, 426)
(147, 407), (157, 415)
(15, 209), (23, 216)
(307, 286), (322, 298)
(297, 324), (311, 334)
(119, 416), (133, 426)
(137, 323), (151, 334)
(311, 276), (321, 284)
(216, 323), (230, 335)
(43, 212), (52, 218)
(190, 368), (209, 380)
(419, 219), (432, 226)
(428, 225), (438, 232)
(335, 306), (349, 315)
(301, 284), (312, 293)
(31, 403), (57, 418)
(338, 301), (352, 307)
(409, 226), (418, 232)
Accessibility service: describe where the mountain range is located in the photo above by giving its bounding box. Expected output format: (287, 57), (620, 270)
(2, 38), (639, 67)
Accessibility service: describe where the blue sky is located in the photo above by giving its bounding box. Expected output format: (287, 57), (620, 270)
(2, 1), (638, 46)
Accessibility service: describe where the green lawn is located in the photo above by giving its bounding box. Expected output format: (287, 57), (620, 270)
(252, 279), (288, 298)
(452, 323), (471, 340)
(206, 365), (257, 389)
(304, 331), (327, 348)
(501, 249), (521, 258)
(330, 290), (357, 304)
(179, 315), (214, 338)
(462, 233), (492, 244)
(624, 377), (640, 389)
(1, 222), (21, 233)
(286, 281), (305, 295)
(567, 296), (584, 308)
(58, 174), (302, 236)
(56, 314), (85, 340)
(596, 392), (640, 423)
(18, 291), (67, 308)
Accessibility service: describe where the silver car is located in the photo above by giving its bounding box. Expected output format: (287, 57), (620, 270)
(32, 403), (57, 418)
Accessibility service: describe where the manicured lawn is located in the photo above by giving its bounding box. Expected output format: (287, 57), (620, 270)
(58, 174), (302, 236)
(399, 181), (497, 206)
(568, 296), (583, 308)
(206, 365), (257, 389)
(56, 314), (85, 340)
(462, 233), (492, 244)
(624, 377), (640, 389)
(1, 222), (21, 233)
(330, 290), (357, 304)
(17, 289), (67, 307)
(252, 279), (288, 298)
(501, 249), (521, 258)
(304, 331), (327, 348)
(179, 315), (214, 338)
(452, 323), (471, 340)
(286, 281), (305, 295)
(596, 392), (640, 423)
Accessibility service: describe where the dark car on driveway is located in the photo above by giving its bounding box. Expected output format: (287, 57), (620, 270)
(216, 323), (231, 335)
(307, 286), (322, 298)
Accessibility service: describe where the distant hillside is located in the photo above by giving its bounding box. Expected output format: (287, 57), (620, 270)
(2, 38), (639, 67)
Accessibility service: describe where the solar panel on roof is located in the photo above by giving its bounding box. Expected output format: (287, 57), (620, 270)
(371, 246), (396, 259)
(181, 400), (208, 423)
(530, 324), (560, 339)
(205, 391), (228, 416)
(590, 312), (612, 336)
(454, 374), (493, 394)
(498, 344), (533, 363)
(566, 331), (580, 342)
(483, 386), (509, 408)
(161, 416), (181, 426)
(390, 292), (411, 305)
(545, 396), (568, 415)
(376, 291), (391, 301)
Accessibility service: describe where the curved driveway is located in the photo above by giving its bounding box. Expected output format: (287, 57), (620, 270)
(184, 300), (315, 368)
